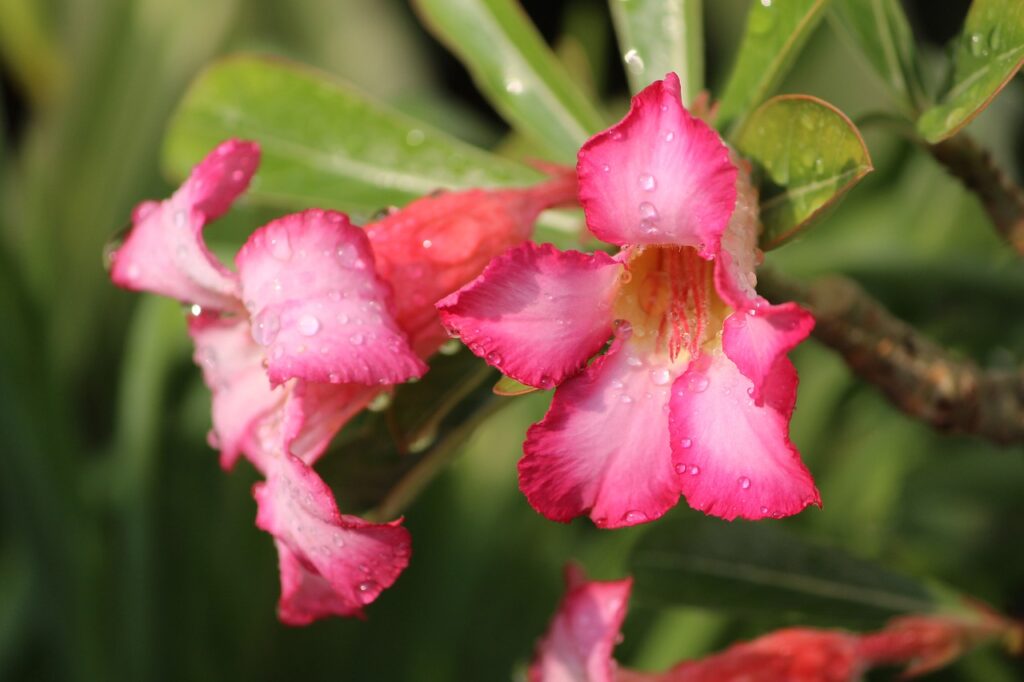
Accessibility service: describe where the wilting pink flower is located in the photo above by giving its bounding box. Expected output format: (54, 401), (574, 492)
(531, 569), (1016, 682)
(110, 139), (575, 623)
(438, 74), (819, 527)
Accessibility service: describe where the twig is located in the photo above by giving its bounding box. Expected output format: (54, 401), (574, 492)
(759, 270), (1024, 445)
(929, 134), (1024, 256)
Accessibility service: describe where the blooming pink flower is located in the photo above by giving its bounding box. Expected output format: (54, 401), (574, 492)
(531, 569), (1014, 682)
(110, 139), (575, 622)
(438, 73), (819, 527)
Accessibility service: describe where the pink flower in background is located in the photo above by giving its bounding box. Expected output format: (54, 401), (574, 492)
(439, 73), (819, 528)
(531, 569), (1013, 682)
(109, 139), (576, 623)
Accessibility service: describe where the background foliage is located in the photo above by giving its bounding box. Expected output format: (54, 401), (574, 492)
(0, 1), (1022, 680)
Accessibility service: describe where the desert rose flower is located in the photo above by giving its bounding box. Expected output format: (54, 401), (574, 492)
(438, 74), (819, 527)
(109, 139), (575, 622)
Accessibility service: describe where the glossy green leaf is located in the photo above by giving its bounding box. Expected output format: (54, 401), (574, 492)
(608, 0), (703, 102)
(164, 55), (547, 220)
(412, 0), (606, 161)
(917, 0), (1024, 143)
(735, 95), (873, 249)
(493, 374), (538, 396)
(829, 0), (927, 115)
(717, 0), (830, 135)
(630, 514), (944, 626)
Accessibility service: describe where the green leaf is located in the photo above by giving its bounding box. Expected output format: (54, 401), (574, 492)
(735, 95), (873, 249)
(829, 0), (928, 116)
(493, 374), (539, 396)
(630, 514), (944, 626)
(717, 0), (830, 136)
(608, 0), (704, 102)
(164, 55), (546, 221)
(917, 0), (1024, 143)
(412, 0), (606, 161)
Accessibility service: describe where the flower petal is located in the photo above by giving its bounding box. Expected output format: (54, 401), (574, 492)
(437, 242), (621, 388)
(722, 302), (814, 405)
(236, 209), (427, 387)
(669, 352), (820, 521)
(366, 174), (578, 357)
(520, 337), (682, 528)
(577, 74), (736, 255)
(110, 139), (258, 310)
(253, 453), (411, 624)
(529, 565), (632, 682)
(187, 312), (283, 472)
(281, 381), (380, 465)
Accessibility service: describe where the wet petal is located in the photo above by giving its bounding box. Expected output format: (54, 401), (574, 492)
(281, 381), (380, 465)
(722, 302), (814, 405)
(519, 337), (682, 528)
(577, 74), (736, 255)
(529, 565), (632, 682)
(669, 353), (820, 521)
(437, 242), (621, 388)
(253, 454), (411, 624)
(366, 174), (578, 356)
(187, 312), (283, 472)
(110, 139), (258, 310)
(236, 209), (427, 387)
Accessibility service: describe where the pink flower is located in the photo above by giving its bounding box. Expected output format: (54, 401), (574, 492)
(531, 569), (1014, 682)
(438, 74), (819, 527)
(109, 139), (575, 622)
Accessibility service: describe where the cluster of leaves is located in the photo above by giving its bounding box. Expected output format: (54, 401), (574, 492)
(0, 0), (1022, 680)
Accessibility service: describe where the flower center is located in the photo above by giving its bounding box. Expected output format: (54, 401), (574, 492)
(613, 246), (728, 361)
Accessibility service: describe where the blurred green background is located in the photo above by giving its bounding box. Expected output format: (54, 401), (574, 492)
(0, 0), (1022, 680)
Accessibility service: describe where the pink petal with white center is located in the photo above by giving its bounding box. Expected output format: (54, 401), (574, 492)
(253, 453), (411, 624)
(669, 352), (819, 521)
(577, 73), (736, 255)
(529, 565), (632, 682)
(722, 302), (814, 405)
(110, 140), (259, 310)
(281, 381), (380, 465)
(187, 312), (284, 472)
(437, 242), (622, 388)
(519, 337), (683, 528)
(236, 209), (427, 387)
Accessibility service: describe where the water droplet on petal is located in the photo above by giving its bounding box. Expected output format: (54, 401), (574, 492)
(357, 581), (379, 604)
(650, 367), (671, 385)
(620, 394), (633, 404)
(760, 506), (769, 515)
(298, 314), (321, 337)
(679, 438), (692, 449)
(639, 201), (659, 220)
(686, 372), (709, 393)
(251, 311), (280, 346)
(173, 210), (187, 228)
(689, 465), (700, 475)
(601, 164), (611, 172)
(626, 355), (643, 367)
(663, 131), (675, 142)
(622, 510), (648, 524)
(638, 173), (657, 191)
(674, 463), (688, 474)
(486, 351), (503, 366)
(739, 476), (751, 490)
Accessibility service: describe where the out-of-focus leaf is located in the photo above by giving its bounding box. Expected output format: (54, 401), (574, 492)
(411, 0), (606, 161)
(717, 0), (830, 135)
(608, 0), (704, 102)
(735, 94), (873, 249)
(493, 374), (538, 396)
(165, 55), (546, 219)
(317, 350), (504, 517)
(917, 0), (1024, 143)
(829, 0), (927, 115)
(630, 514), (946, 626)
(0, 0), (63, 106)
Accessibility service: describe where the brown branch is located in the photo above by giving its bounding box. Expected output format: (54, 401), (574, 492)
(759, 270), (1024, 445)
(929, 133), (1024, 255)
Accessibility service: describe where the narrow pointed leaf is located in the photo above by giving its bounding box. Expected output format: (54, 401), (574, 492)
(917, 0), (1024, 143)
(717, 0), (830, 136)
(735, 95), (872, 249)
(412, 0), (606, 161)
(163, 55), (546, 220)
(630, 514), (946, 626)
(608, 0), (704, 102)
(829, 0), (928, 115)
